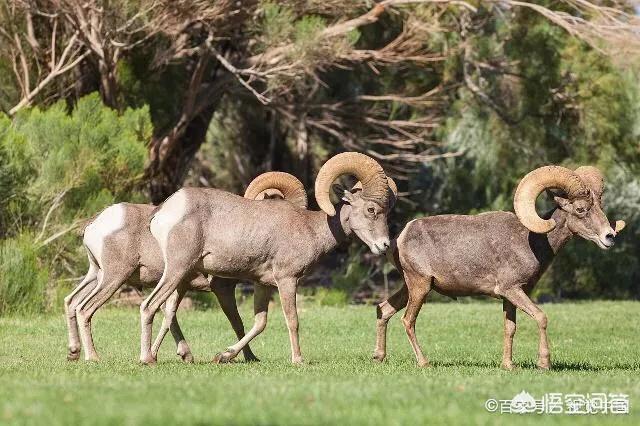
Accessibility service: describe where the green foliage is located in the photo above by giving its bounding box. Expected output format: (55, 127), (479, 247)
(0, 233), (48, 315)
(313, 287), (348, 307)
(0, 94), (151, 313)
(417, 9), (640, 299)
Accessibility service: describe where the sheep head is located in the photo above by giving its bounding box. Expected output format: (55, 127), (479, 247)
(314, 152), (394, 255)
(514, 165), (625, 249)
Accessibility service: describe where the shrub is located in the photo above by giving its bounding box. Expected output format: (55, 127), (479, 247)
(0, 94), (151, 314)
(0, 233), (49, 315)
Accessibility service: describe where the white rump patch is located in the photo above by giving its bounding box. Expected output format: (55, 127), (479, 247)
(149, 189), (188, 260)
(83, 204), (126, 267)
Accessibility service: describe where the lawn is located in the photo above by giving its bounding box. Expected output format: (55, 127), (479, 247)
(0, 300), (638, 425)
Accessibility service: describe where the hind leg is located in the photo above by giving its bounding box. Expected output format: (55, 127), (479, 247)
(151, 286), (193, 362)
(64, 262), (98, 360)
(76, 266), (133, 361)
(213, 278), (259, 362)
(373, 283), (408, 362)
(214, 283), (272, 363)
(502, 299), (517, 370)
(401, 271), (431, 367)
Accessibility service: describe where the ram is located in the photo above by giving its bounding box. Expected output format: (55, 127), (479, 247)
(142, 152), (396, 364)
(65, 172), (306, 362)
(373, 166), (625, 369)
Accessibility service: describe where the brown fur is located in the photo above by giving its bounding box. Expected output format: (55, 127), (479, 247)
(65, 203), (258, 363)
(141, 183), (393, 364)
(374, 187), (623, 369)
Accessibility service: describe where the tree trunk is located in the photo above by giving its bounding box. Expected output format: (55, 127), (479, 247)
(146, 103), (218, 203)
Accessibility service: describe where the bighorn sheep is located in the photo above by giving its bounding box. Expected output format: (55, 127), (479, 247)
(64, 172), (306, 362)
(373, 166), (625, 369)
(142, 152), (397, 364)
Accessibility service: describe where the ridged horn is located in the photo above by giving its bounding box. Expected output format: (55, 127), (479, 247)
(314, 152), (389, 216)
(352, 176), (398, 208)
(514, 165), (589, 234)
(244, 172), (307, 209)
(386, 177), (398, 209)
(574, 166), (604, 201)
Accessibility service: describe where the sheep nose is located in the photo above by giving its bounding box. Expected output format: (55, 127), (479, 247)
(382, 240), (390, 249)
(605, 233), (615, 244)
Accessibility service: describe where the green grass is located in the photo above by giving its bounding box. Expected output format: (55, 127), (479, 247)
(0, 301), (638, 425)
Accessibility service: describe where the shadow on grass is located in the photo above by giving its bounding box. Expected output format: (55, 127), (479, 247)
(426, 359), (640, 371)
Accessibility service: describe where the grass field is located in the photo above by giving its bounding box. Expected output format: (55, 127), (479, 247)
(0, 300), (638, 425)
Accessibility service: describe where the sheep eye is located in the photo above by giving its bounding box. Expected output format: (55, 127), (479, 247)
(576, 207), (586, 214)
(367, 207), (375, 214)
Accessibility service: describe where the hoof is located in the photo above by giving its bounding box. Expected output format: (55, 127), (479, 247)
(180, 352), (194, 363)
(67, 350), (80, 361)
(417, 359), (430, 368)
(372, 351), (386, 363)
(140, 355), (157, 365)
(84, 354), (100, 362)
(243, 352), (260, 363)
(291, 356), (304, 365)
(537, 362), (551, 370)
(501, 362), (515, 371)
(213, 351), (235, 364)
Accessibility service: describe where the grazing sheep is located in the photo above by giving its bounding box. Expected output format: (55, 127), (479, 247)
(373, 166), (625, 369)
(65, 172), (306, 362)
(142, 152), (397, 364)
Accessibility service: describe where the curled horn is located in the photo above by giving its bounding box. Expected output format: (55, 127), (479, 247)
(386, 177), (398, 209)
(574, 166), (604, 201)
(244, 172), (307, 209)
(514, 165), (589, 234)
(352, 176), (397, 208)
(314, 152), (389, 216)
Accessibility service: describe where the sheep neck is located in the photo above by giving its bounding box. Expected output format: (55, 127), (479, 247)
(544, 208), (574, 254)
(308, 203), (353, 257)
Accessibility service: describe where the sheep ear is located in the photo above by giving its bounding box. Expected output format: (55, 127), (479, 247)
(332, 183), (357, 205)
(332, 183), (347, 199)
(341, 190), (357, 204)
(614, 220), (626, 233)
(553, 195), (571, 211)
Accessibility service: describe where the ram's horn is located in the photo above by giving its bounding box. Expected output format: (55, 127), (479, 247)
(574, 166), (604, 201)
(352, 176), (397, 208)
(315, 152), (389, 216)
(244, 172), (307, 209)
(514, 165), (589, 234)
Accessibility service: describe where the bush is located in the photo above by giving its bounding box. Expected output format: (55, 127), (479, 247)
(0, 94), (151, 314)
(314, 288), (348, 307)
(0, 233), (49, 315)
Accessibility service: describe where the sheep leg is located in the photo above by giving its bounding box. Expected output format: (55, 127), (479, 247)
(503, 287), (550, 369)
(401, 272), (430, 367)
(139, 268), (191, 365)
(278, 279), (303, 364)
(76, 268), (131, 361)
(214, 283), (272, 364)
(212, 279), (260, 362)
(501, 299), (517, 370)
(64, 265), (99, 361)
(151, 287), (193, 363)
(373, 283), (409, 362)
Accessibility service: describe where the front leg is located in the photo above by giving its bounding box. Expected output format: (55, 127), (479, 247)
(277, 278), (303, 364)
(373, 284), (408, 362)
(504, 287), (550, 369)
(502, 299), (516, 370)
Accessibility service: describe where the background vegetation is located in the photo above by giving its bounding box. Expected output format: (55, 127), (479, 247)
(1, 1), (639, 315)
